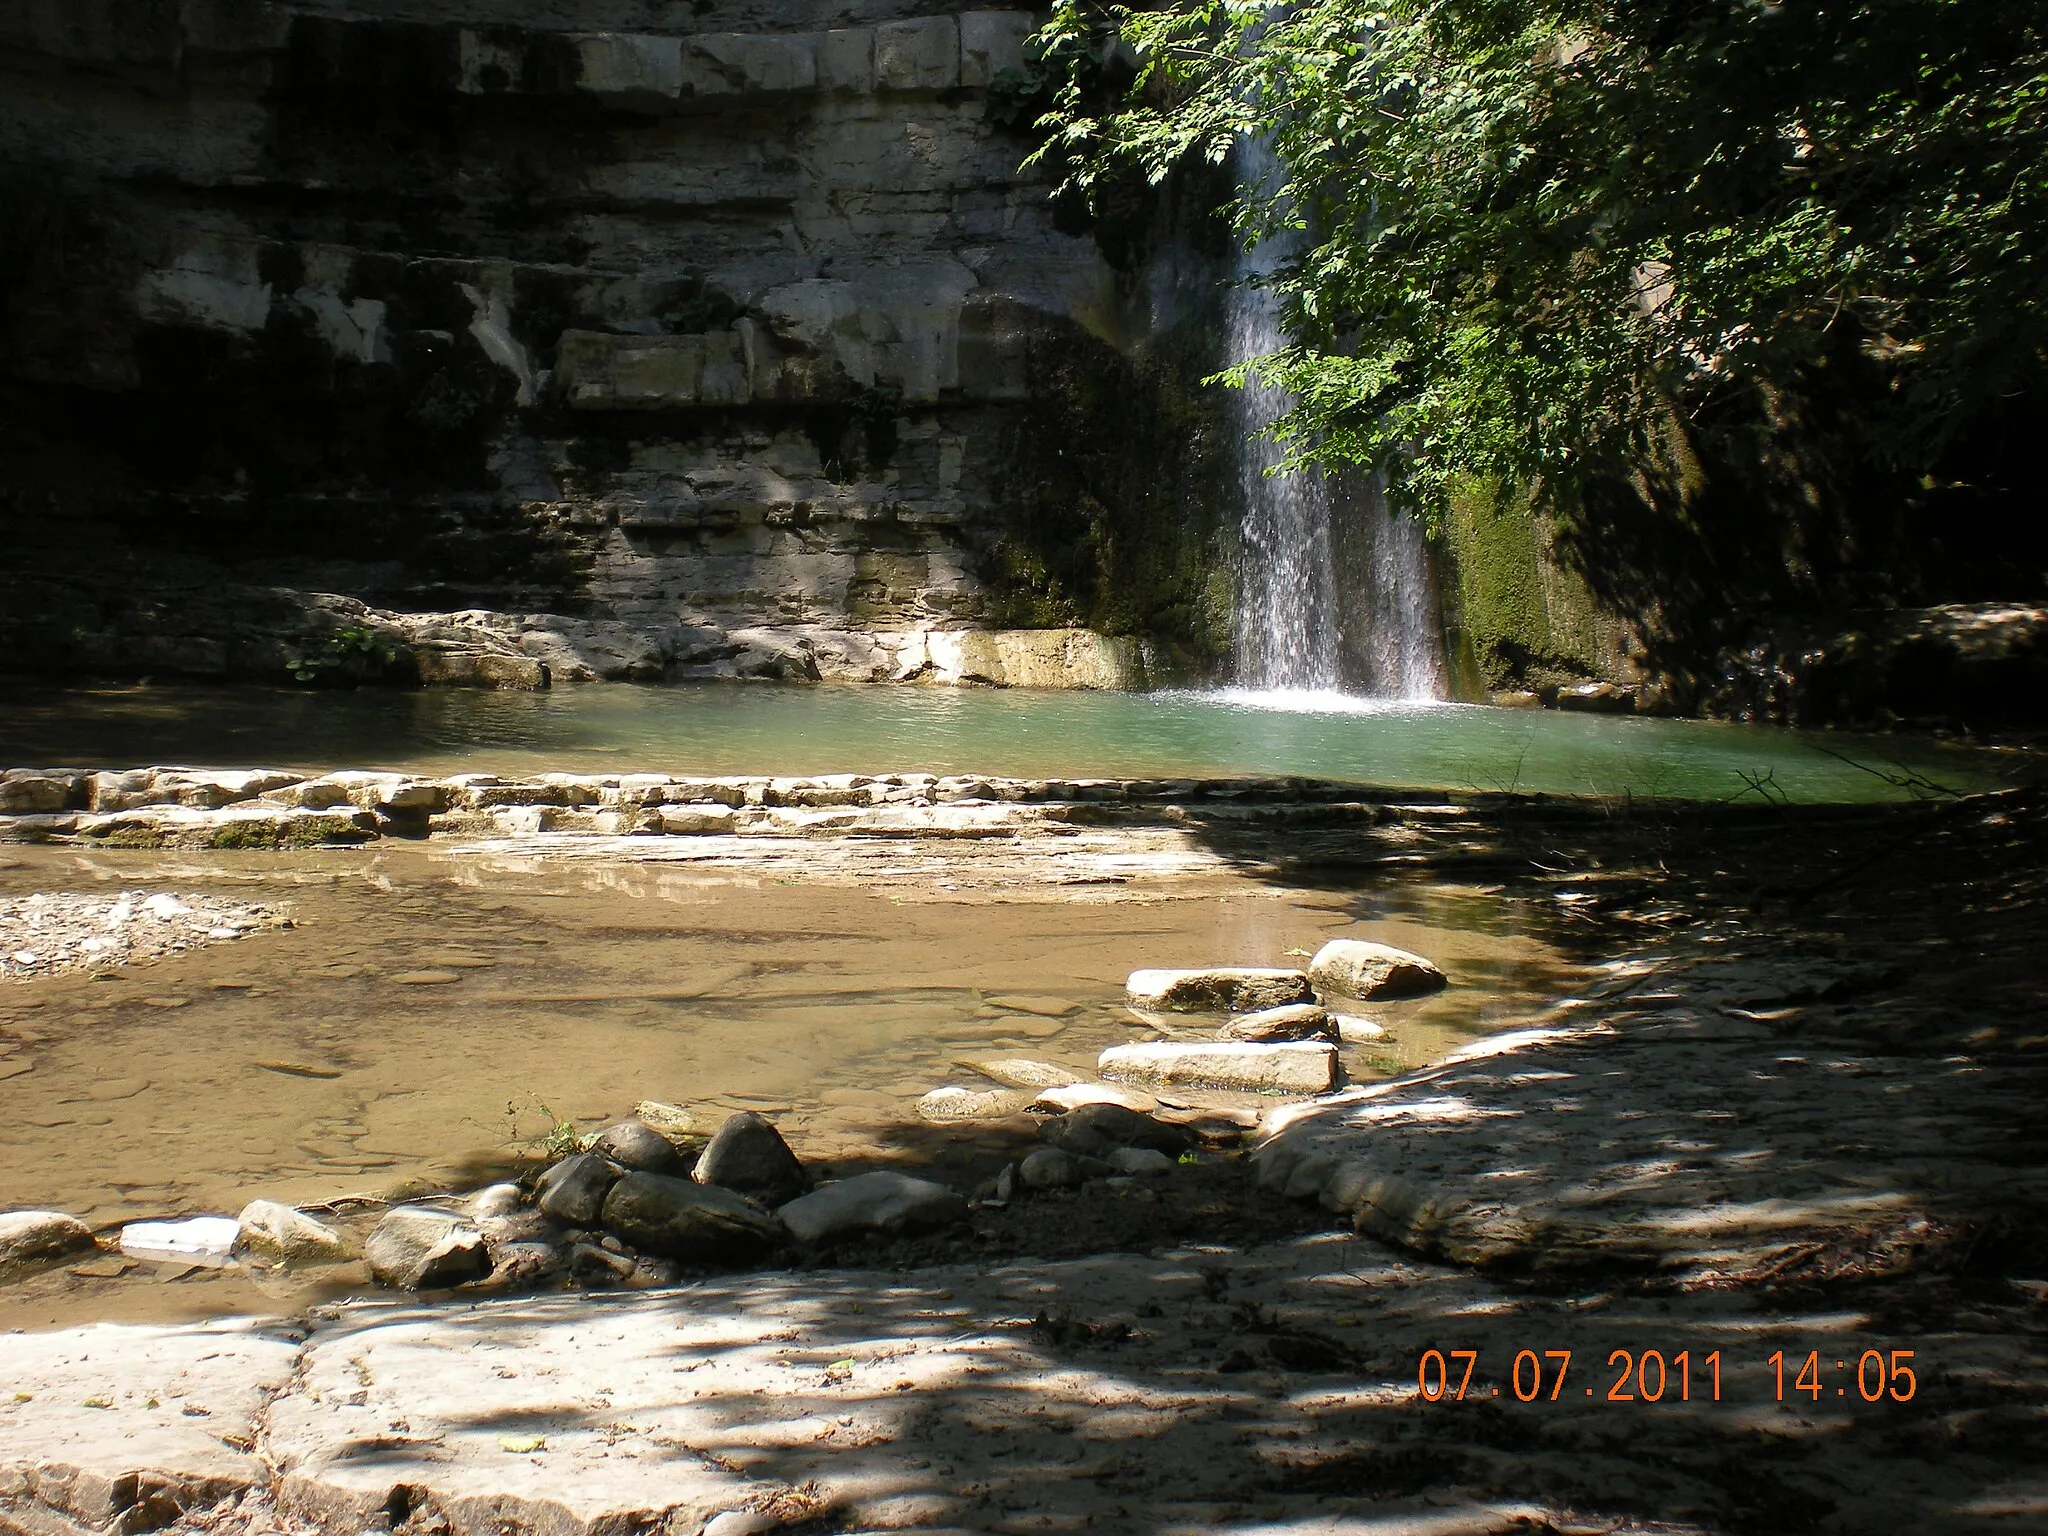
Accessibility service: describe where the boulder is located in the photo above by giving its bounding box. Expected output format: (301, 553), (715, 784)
(593, 1119), (687, 1174)
(232, 1200), (354, 1266)
(777, 1171), (968, 1246)
(693, 1111), (809, 1205)
(916, 1085), (1034, 1121)
(536, 1153), (619, 1226)
(1100, 1041), (1339, 1096)
(1125, 967), (1313, 1013)
(1219, 1002), (1338, 1042)
(1307, 940), (1447, 1002)
(0, 1210), (94, 1270)
(601, 1172), (786, 1260)
(364, 1207), (490, 1290)
(1038, 1102), (1193, 1157)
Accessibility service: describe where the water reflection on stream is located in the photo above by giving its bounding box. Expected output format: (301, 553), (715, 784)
(0, 841), (1580, 1327)
(6, 680), (2026, 802)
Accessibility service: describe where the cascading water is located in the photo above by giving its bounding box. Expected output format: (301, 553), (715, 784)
(1223, 140), (1447, 702)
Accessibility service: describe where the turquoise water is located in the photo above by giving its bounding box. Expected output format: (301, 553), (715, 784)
(3, 682), (2028, 804)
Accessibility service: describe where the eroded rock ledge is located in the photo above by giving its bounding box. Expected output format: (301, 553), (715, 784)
(0, 765), (1479, 849)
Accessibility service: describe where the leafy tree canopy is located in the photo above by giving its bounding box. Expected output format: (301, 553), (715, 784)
(1028, 0), (2048, 534)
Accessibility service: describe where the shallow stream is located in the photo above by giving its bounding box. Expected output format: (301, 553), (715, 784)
(0, 840), (1577, 1327)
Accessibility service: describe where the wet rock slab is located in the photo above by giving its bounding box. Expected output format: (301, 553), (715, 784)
(1124, 966), (1314, 1013)
(1100, 1040), (1339, 1095)
(2, 1240), (2021, 1536)
(0, 1317), (300, 1530)
(1254, 939), (2044, 1277)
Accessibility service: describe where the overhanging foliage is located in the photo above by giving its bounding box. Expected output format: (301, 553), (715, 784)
(1029, 0), (2048, 529)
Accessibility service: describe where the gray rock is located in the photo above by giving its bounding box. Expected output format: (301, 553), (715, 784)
(468, 1182), (525, 1220)
(482, 1240), (560, 1288)
(1018, 1147), (1083, 1190)
(478, 1207), (555, 1247)
(634, 1100), (698, 1136)
(702, 1513), (780, 1536)
(1307, 939), (1448, 1002)
(536, 1153), (619, 1225)
(231, 1200), (354, 1266)
(364, 1207), (490, 1290)
(1100, 1041), (1339, 1095)
(601, 1172), (786, 1261)
(992, 1163), (1018, 1203)
(1106, 1146), (1175, 1176)
(957, 1057), (1084, 1090)
(694, 1111), (809, 1205)
(776, 1171), (968, 1246)
(1039, 1103), (1193, 1157)
(1220, 1002), (1338, 1042)
(0, 1210), (94, 1270)
(593, 1119), (687, 1174)
(916, 1084), (1034, 1121)
(1125, 967), (1314, 1013)
(569, 1241), (638, 1282)
(1033, 1081), (1160, 1114)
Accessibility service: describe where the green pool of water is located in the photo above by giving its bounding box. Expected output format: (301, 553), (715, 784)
(4, 681), (2029, 804)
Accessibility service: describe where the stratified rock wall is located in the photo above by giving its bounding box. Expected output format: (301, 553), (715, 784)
(0, 0), (1235, 687)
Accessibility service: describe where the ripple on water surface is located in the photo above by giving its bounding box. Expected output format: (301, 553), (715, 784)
(2, 681), (2027, 803)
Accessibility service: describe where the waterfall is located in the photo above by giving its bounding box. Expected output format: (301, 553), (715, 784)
(1223, 141), (1446, 701)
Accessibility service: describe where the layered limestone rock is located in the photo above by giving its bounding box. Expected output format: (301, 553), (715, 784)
(0, 1), (1236, 689)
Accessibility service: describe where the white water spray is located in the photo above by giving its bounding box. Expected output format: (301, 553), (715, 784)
(1223, 140), (1446, 702)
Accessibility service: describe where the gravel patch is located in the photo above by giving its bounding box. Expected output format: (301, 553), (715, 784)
(0, 890), (291, 981)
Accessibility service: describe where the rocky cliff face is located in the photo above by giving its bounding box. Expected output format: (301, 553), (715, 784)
(0, 0), (1236, 687)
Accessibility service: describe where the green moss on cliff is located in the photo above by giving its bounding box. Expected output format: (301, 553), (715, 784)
(981, 315), (1236, 674)
(1438, 477), (1630, 693)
